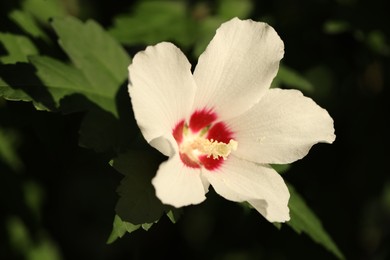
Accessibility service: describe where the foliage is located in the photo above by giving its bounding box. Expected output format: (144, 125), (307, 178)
(1, 0), (389, 259)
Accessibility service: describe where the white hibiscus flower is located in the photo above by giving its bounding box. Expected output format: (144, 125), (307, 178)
(128, 17), (335, 223)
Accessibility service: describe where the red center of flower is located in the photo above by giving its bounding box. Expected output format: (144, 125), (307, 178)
(172, 109), (236, 171)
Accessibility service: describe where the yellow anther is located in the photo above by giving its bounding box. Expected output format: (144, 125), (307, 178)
(195, 138), (238, 160)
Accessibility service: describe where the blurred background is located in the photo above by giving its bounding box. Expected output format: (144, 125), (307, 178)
(0, 0), (389, 259)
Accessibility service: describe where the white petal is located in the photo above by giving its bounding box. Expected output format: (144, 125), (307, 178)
(152, 154), (209, 207)
(203, 156), (290, 222)
(149, 135), (175, 157)
(193, 18), (284, 120)
(229, 88), (336, 164)
(128, 42), (196, 148)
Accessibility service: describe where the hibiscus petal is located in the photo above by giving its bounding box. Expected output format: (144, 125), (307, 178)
(229, 88), (336, 164)
(128, 42), (197, 149)
(203, 156), (290, 222)
(152, 154), (209, 207)
(193, 18), (284, 120)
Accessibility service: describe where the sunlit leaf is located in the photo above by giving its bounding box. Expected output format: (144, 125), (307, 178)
(0, 32), (38, 64)
(30, 55), (117, 114)
(21, 0), (68, 24)
(109, 1), (195, 47)
(166, 208), (183, 224)
(9, 10), (50, 41)
(141, 222), (155, 231)
(106, 215), (141, 244)
(287, 184), (345, 260)
(51, 17), (130, 117)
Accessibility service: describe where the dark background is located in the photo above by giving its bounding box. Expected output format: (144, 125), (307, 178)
(1, 0), (389, 259)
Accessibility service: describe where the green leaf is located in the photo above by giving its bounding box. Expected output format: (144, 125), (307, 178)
(36, 17), (133, 151)
(273, 65), (314, 93)
(6, 216), (62, 260)
(141, 222), (155, 231)
(109, 148), (184, 241)
(192, 0), (252, 58)
(23, 181), (44, 220)
(21, 0), (68, 24)
(304, 66), (334, 99)
(217, 0), (253, 19)
(0, 128), (23, 172)
(30, 55), (136, 152)
(166, 208), (183, 224)
(193, 17), (224, 58)
(77, 95), (137, 153)
(106, 215), (141, 244)
(323, 20), (351, 34)
(51, 17), (130, 111)
(366, 30), (390, 56)
(27, 238), (62, 260)
(112, 149), (166, 224)
(109, 1), (195, 47)
(9, 10), (50, 41)
(0, 80), (33, 104)
(271, 164), (291, 174)
(7, 216), (31, 253)
(30, 55), (117, 114)
(0, 32), (38, 64)
(287, 184), (345, 260)
(0, 63), (49, 110)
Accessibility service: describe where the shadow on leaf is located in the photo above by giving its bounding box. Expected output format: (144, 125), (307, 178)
(0, 62), (56, 110)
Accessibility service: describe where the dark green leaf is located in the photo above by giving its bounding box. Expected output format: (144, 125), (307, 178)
(323, 20), (351, 34)
(271, 164), (291, 174)
(366, 30), (390, 56)
(108, 148), (178, 241)
(29, 55), (137, 152)
(287, 184), (345, 260)
(193, 17), (224, 58)
(0, 63), (50, 110)
(112, 149), (166, 224)
(273, 65), (314, 93)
